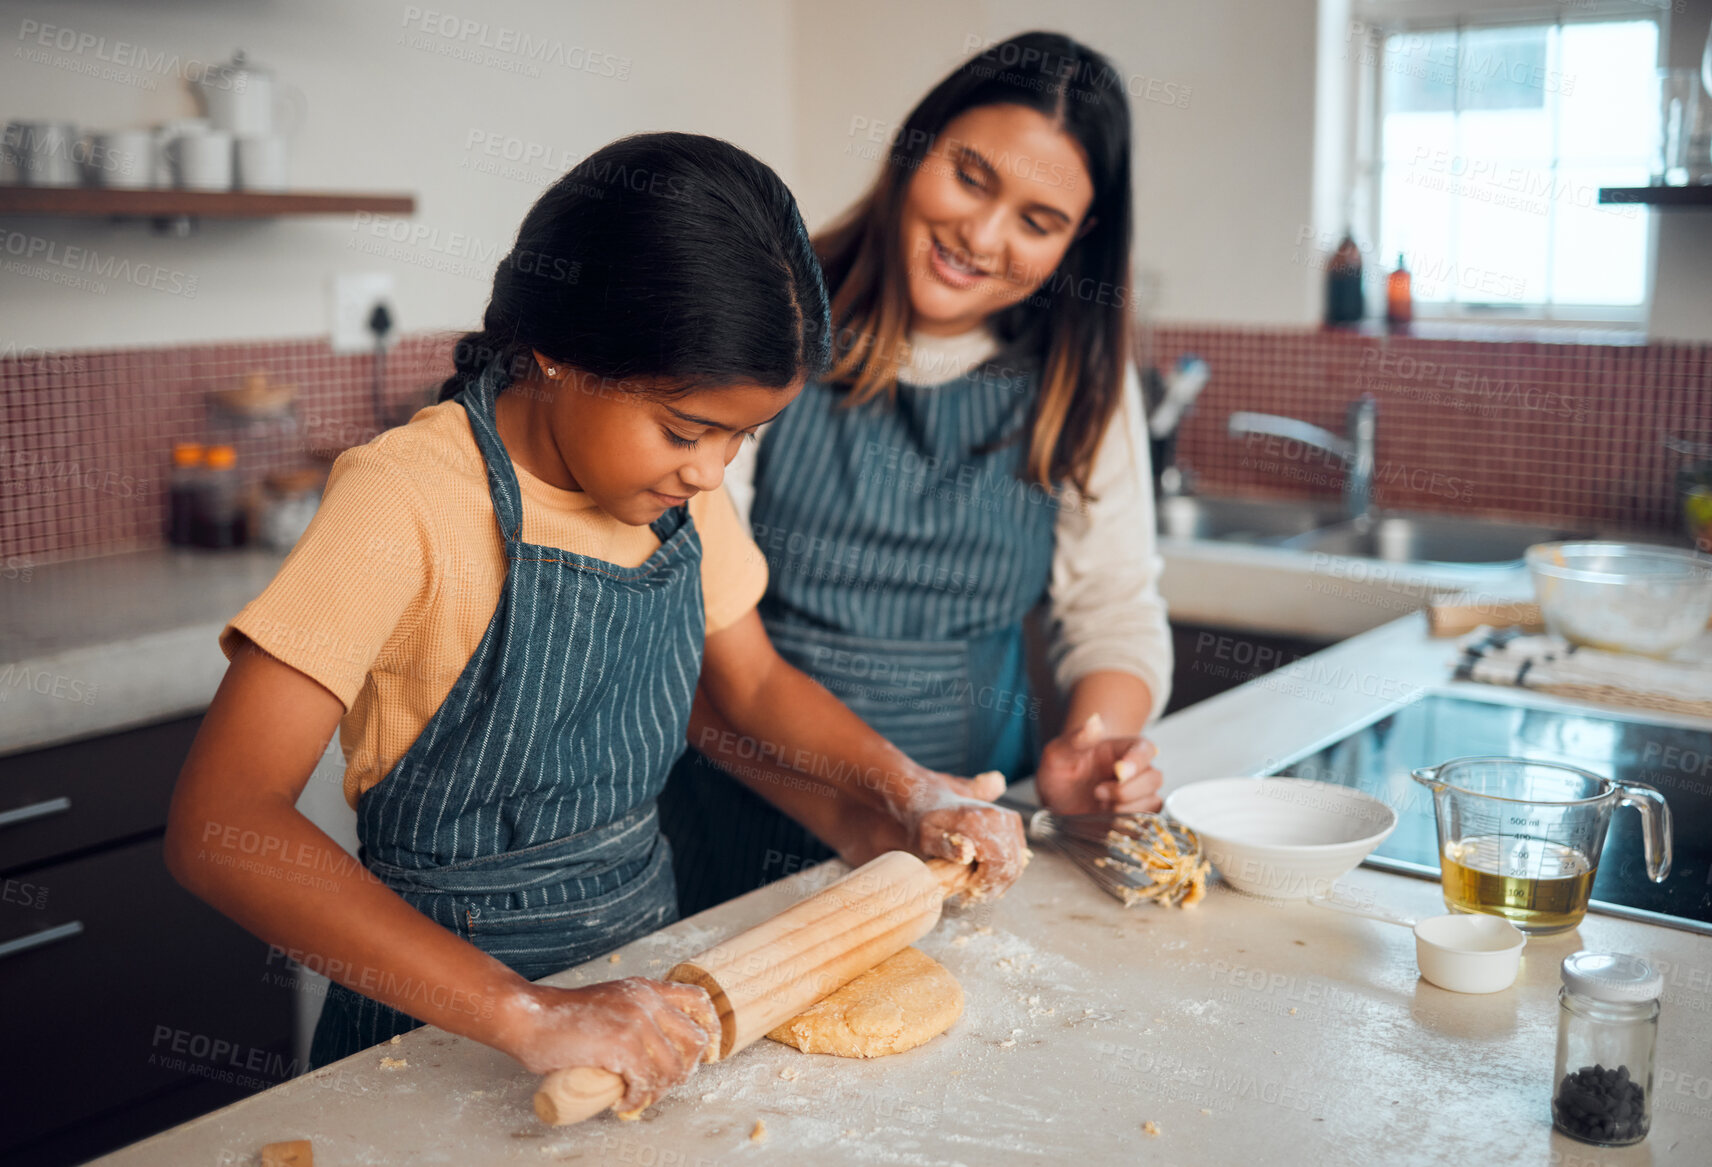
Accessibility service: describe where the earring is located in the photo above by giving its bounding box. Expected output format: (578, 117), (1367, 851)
(544, 365), (558, 377)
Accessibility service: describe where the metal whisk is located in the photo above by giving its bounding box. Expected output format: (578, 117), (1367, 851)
(999, 798), (1209, 908)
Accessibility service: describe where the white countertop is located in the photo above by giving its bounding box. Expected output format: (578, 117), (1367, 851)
(0, 549), (286, 754)
(87, 614), (1712, 1166)
(0, 537), (1510, 757)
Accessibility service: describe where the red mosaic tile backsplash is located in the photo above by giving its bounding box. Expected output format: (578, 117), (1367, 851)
(1, 325), (1707, 568)
(2, 332), (457, 566)
(1151, 325), (1709, 537)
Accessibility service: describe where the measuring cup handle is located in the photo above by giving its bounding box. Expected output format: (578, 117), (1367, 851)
(1616, 781), (1674, 883)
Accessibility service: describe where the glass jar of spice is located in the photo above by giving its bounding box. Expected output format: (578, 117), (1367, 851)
(1552, 951), (1663, 1146)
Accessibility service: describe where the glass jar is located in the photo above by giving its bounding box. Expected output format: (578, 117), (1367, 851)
(1551, 951), (1662, 1147)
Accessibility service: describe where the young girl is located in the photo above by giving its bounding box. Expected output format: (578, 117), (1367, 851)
(661, 33), (1173, 914)
(165, 133), (1025, 1114)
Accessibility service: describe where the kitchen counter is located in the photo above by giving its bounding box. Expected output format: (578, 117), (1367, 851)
(0, 537), (1510, 758)
(0, 548), (285, 755)
(87, 614), (1712, 1166)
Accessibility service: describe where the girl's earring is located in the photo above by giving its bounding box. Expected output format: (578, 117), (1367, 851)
(545, 365), (558, 377)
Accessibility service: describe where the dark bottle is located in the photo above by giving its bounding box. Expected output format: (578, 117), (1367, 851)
(1325, 232), (1365, 327)
(167, 442), (204, 546)
(192, 444), (248, 549)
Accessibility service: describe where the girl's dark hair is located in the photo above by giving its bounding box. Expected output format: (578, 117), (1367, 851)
(440, 132), (830, 402)
(815, 31), (1134, 493)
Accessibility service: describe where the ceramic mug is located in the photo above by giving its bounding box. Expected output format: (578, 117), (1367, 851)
(150, 118), (209, 188)
(82, 129), (155, 189)
(234, 134), (287, 192)
(169, 129), (234, 190)
(5, 121), (78, 186)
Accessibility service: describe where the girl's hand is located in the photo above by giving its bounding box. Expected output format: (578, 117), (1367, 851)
(902, 770), (1030, 901)
(1035, 713), (1163, 815)
(500, 978), (720, 1115)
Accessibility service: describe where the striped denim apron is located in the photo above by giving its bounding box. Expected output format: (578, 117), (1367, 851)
(309, 359), (705, 1066)
(660, 358), (1057, 914)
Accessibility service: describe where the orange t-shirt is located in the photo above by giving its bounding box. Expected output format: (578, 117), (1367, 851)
(223, 400), (767, 808)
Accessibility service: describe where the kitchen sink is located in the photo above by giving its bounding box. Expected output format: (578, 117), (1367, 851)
(1156, 495), (1346, 544)
(1158, 495), (1589, 567)
(1282, 514), (1586, 567)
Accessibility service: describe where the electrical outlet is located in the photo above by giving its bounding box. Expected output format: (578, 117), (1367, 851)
(329, 273), (397, 355)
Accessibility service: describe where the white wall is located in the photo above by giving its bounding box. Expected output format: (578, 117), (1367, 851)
(3, 0), (1704, 347)
(0, 0), (798, 351)
(789, 0), (1325, 326)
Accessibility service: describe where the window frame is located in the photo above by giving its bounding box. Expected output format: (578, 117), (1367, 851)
(1349, 4), (1665, 327)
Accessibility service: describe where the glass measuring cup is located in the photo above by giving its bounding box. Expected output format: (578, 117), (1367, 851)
(1411, 758), (1673, 935)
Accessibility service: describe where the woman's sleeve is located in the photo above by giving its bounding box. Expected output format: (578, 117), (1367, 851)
(1045, 363), (1174, 720)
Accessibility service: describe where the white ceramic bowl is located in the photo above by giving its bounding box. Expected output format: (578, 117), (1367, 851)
(1164, 777), (1398, 900)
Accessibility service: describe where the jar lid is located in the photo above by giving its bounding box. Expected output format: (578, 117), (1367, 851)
(1560, 951), (1663, 1002)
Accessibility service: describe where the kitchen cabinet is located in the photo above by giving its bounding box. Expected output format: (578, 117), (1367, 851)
(0, 717), (295, 1167)
(1165, 620), (1334, 714)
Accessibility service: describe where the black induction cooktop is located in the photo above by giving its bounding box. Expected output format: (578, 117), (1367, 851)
(1269, 689), (1712, 936)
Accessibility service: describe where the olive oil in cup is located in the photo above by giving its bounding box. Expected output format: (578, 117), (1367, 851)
(1412, 758), (1672, 937)
(1441, 834), (1597, 935)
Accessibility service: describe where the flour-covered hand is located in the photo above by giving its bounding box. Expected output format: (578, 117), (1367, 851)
(902, 769), (1029, 900)
(503, 978), (719, 1116)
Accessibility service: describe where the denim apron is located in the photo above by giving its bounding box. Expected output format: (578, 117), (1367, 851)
(309, 359), (705, 1066)
(659, 357), (1057, 915)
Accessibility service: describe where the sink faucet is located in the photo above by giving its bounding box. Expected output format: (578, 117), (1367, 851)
(1226, 394), (1378, 520)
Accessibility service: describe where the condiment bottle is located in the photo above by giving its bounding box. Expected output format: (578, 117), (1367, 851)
(1324, 231), (1365, 327)
(1386, 253), (1412, 330)
(1551, 951), (1662, 1147)
(167, 442), (204, 546)
(193, 444), (248, 549)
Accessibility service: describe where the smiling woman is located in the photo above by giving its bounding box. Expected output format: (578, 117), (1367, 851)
(661, 31), (1175, 916)
(817, 34), (1136, 491)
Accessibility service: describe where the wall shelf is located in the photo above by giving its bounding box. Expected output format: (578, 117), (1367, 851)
(1598, 186), (1712, 208)
(0, 186), (416, 220)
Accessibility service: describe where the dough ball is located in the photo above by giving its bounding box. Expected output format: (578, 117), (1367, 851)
(766, 947), (963, 1058)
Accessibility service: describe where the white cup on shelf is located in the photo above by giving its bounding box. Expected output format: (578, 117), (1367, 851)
(151, 118), (210, 188)
(5, 121), (79, 186)
(82, 129), (156, 189)
(169, 129), (234, 190)
(234, 134), (287, 192)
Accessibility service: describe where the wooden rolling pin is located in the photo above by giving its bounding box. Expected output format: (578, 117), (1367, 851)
(532, 850), (971, 1125)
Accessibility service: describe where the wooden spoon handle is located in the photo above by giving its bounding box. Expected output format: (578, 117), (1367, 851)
(533, 1066), (625, 1126)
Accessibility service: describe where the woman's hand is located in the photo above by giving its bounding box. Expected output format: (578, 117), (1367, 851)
(1035, 713), (1163, 815)
(899, 770), (1030, 901)
(500, 978), (720, 1116)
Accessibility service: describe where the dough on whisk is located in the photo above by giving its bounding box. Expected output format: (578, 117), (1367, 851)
(766, 947), (963, 1058)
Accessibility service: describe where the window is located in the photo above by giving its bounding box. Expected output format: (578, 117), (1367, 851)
(1365, 18), (1658, 320)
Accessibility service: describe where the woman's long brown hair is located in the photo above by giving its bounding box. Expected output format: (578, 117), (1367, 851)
(814, 30), (1135, 494)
